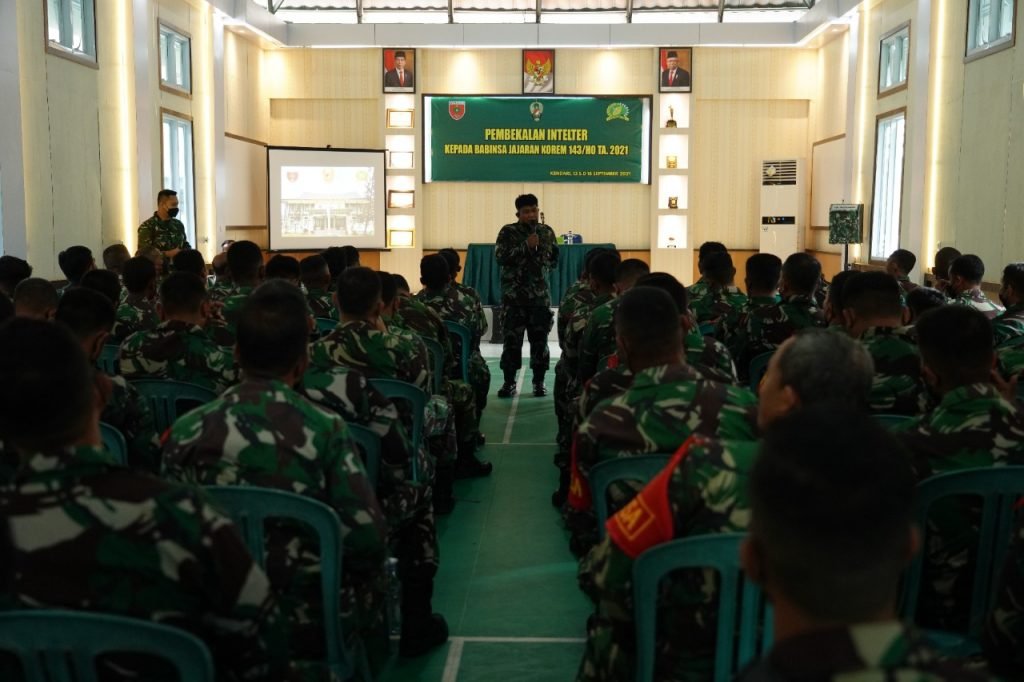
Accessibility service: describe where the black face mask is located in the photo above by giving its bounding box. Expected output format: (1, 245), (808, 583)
(167, 207), (180, 219)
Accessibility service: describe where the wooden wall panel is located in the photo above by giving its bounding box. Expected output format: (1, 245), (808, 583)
(694, 48), (817, 102)
(269, 99), (382, 149)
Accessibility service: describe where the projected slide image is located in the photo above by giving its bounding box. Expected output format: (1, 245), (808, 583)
(279, 166), (376, 238)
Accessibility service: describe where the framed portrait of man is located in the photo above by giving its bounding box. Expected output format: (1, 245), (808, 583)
(383, 48), (416, 93)
(523, 49), (555, 94)
(658, 47), (692, 93)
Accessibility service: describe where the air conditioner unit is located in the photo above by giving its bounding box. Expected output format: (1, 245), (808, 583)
(759, 159), (806, 259)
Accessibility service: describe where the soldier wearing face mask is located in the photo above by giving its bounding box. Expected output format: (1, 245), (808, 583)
(138, 188), (191, 258)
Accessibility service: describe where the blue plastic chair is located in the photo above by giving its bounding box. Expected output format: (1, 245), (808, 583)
(900, 466), (1024, 652)
(99, 421), (128, 466)
(204, 486), (367, 682)
(590, 454), (671, 540)
(418, 335), (445, 395)
(748, 352), (774, 392)
(369, 378), (426, 483)
(443, 320), (473, 382)
(130, 379), (218, 433)
(633, 533), (772, 682)
(699, 322), (716, 337)
(874, 414), (915, 431)
(316, 317), (338, 336)
(97, 344), (120, 376)
(347, 423), (381, 487)
(0, 610), (215, 682)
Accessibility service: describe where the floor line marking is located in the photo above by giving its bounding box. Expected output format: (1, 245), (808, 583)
(456, 636), (586, 643)
(441, 637), (465, 682)
(501, 369), (528, 445)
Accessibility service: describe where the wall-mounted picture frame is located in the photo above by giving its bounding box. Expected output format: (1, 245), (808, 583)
(388, 151), (414, 169)
(388, 229), (415, 248)
(383, 48), (416, 93)
(658, 47), (692, 93)
(386, 109), (414, 128)
(387, 190), (415, 209)
(522, 49), (555, 94)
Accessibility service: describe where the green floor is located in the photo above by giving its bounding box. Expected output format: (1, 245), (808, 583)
(379, 360), (590, 681)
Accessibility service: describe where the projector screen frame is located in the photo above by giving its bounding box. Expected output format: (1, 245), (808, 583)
(266, 145), (388, 252)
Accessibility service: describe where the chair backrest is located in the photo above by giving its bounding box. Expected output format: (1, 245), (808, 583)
(204, 486), (356, 681)
(590, 454), (671, 540)
(130, 379), (218, 434)
(900, 466), (1024, 638)
(633, 533), (772, 682)
(443, 320), (472, 382)
(347, 423), (381, 487)
(315, 317), (337, 335)
(418, 335), (445, 395)
(748, 352), (774, 392)
(0, 610), (215, 682)
(874, 414), (915, 430)
(369, 378), (426, 483)
(97, 344), (120, 376)
(99, 422), (128, 466)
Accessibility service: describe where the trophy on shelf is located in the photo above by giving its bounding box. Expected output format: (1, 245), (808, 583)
(666, 155), (678, 169)
(668, 196), (679, 209)
(666, 106), (677, 128)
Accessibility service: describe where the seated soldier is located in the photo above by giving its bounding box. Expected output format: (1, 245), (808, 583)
(929, 246), (961, 293)
(578, 258), (651, 384)
(111, 256), (160, 342)
(734, 252), (827, 376)
(135, 245), (165, 280)
(321, 245), (360, 286)
(985, 509), (1024, 677)
(577, 330), (875, 682)
(57, 245), (95, 293)
(161, 282), (401, 672)
(219, 240), (265, 336)
(119, 272), (238, 392)
(389, 262), (455, 382)
(102, 243), (130, 276)
(899, 304), (1024, 631)
(55, 289), (161, 472)
(949, 254), (1003, 319)
(300, 254), (337, 321)
(0, 255), (32, 300)
(80, 268), (122, 306)
(13, 277), (58, 320)
(841, 271), (927, 416)
(0, 319), (288, 680)
(993, 262), (1024, 346)
(686, 241), (728, 304)
(566, 287), (758, 556)
(265, 254), (300, 286)
(171, 248), (208, 278)
(886, 248), (920, 295)
(738, 409), (987, 681)
(906, 286), (947, 325)
(716, 253), (781, 352)
(209, 251), (232, 298)
(689, 251), (747, 324)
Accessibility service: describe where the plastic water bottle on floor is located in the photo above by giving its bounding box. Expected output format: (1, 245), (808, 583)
(386, 557), (401, 636)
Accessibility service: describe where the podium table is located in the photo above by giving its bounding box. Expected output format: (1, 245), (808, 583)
(462, 243), (616, 307)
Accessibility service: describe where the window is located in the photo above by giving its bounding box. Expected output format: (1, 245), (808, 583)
(161, 112), (196, 246)
(967, 0), (1016, 57)
(159, 24), (192, 94)
(46, 0), (97, 63)
(878, 24), (910, 95)
(870, 111), (907, 261)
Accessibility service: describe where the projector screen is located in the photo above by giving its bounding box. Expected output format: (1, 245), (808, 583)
(267, 147), (386, 251)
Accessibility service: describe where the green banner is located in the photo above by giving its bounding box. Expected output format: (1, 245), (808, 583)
(425, 96), (649, 183)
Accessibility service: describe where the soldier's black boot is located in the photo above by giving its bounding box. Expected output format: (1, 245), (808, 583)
(454, 440), (493, 478)
(433, 464), (455, 515)
(551, 468), (570, 508)
(533, 372), (547, 397)
(399, 572), (449, 657)
(497, 369), (517, 398)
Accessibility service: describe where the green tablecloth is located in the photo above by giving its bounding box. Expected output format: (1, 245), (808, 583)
(463, 243), (616, 307)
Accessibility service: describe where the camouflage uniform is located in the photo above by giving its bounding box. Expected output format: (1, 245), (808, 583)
(307, 288), (339, 321)
(99, 372), (162, 473)
(416, 284), (492, 410)
(897, 275), (920, 296)
(111, 292), (159, 343)
(0, 444), (290, 681)
(859, 325), (928, 416)
(992, 303), (1024, 347)
(577, 436), (758, 682)
(814, 272), (831, 309)
(898, 383), (1024, 632)
(162, 377), (389, 673)
(555, 282), (599, 469)
(683, 326), (739, 384)
(566, 364), (758, 555)
(733, 294), (828, 380)
(495, 221), (559, 374)
(952, 289), (1004, 320)
(137, 212), (189, 252)
(998, 344), (1024, 379)
(118, 319), (240, 393)
(690, 285), (748, 324)
(578, 298), (620, 384)
(394, 293), (458, 381)
(219, 284), (257, 341)
(985, 508), (1024, 676)
(685, 277), (710, 302)
(208, 280), (236, 303)
(715, 294), (779, 353)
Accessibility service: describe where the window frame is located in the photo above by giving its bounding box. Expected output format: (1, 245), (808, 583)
(877, 21), (911, 98)
(42, 0), (98, 69)
(157, 21), (193, 97)
(965, 0), (1018, 62)
(868, 107), (908, 264)
(159, 108), (198, 247)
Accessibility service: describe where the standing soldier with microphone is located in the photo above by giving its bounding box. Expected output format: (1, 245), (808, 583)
(495, 194), (560, 398)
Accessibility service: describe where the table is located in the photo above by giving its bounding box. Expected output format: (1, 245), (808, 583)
(463, 243), (616, 307)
